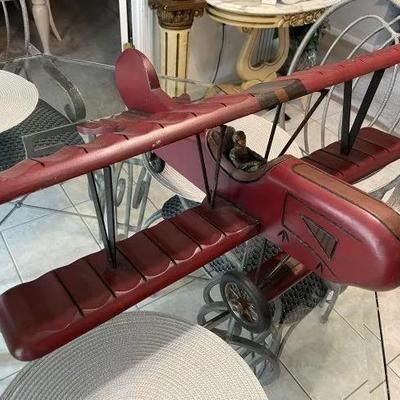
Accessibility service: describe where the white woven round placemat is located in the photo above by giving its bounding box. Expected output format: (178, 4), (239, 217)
(0, 71), (39, 133)
(3, 312), (268, 400)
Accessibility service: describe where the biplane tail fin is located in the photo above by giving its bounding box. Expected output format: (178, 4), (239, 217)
(115, 48), (175, 113)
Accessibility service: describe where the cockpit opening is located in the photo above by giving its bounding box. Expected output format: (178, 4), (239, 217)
(206, 126), (270, 183)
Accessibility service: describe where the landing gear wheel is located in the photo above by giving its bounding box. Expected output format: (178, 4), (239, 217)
(220, 271), (272, 333)
(148, 152), (165, 173)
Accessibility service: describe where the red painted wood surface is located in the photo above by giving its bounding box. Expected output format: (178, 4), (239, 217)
(0, 198), (259, 361)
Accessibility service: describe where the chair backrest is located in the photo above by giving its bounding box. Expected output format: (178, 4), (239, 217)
(282, 0), (400, 155)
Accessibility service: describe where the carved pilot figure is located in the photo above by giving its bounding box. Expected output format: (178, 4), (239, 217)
(229, 130), (267, 172)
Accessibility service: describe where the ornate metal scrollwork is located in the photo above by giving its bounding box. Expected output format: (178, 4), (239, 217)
(281, 9), (324, 27)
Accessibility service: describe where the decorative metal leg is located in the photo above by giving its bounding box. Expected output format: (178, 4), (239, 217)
(45, 0), (61, 41)
(214, 327), (281, 384)
(18, 0), (30, 54)
(142, 209), (163, 229)
(32, 0), (50, 54)
(1, 1), (10, 58)
(41, 57), (86, 121)
(320, 282), (345, 324)
(123, 162), (134, 238)
(136, 171), (151, 231)
(197, 301), (228, 326)
(203, 275), (223, 304)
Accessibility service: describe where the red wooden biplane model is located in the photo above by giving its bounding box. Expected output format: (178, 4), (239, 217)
(1, 45), (400, 361)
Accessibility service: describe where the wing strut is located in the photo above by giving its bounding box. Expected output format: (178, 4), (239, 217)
(265, 104), (283, 161)
(341, 69), (385, 154)
(211, 125), (228, 207)
(87, 170), (117, 269)
(104, 166), (117, 268)
(278, 90), (329, 157)
(196, 133), (212, 204)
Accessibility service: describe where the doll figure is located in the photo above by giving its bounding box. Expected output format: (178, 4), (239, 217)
(229, 130), (267, 172)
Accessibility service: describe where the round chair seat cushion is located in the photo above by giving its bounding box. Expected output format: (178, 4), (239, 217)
(0, 71), (38, 133)
(0, 99), (82, 172)
(3, 312), (268, 400)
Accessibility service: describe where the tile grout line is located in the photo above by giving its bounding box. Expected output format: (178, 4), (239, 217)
(332, 308), (365, 340)
(343, 380), (368, 400)
(389, 364), (400, 380)
(370, 379), (386, 395)
(0, 208), (55, 234)
(1, 189), (79, 234)
(389, 353), (400, 368)
(0, 370), (19, 384)
(0, 232), (23, 284)
(278, 360), (313, 400)
(60, 176), (161, 239)
(363, 323), (382, 343)
(60, 185), (102, 249)
(362, 323), (400, 366)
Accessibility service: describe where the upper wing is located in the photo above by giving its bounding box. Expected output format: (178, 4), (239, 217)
(0, 45), (400, 204)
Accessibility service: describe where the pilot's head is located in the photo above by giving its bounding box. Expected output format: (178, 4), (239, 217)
(232, 130), (246, 147)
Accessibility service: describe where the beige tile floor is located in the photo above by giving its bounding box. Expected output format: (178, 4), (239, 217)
(0, 100), (399, 399)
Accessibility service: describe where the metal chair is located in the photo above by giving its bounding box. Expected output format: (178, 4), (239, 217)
(1, 55), (151, 242)
(1, 0), (29, 59)
(200, 0), (400, 384)
(0, 56), (87, 227)
(197, 0), (400, 384)
(138, 4), (400, 383)
(282, 0), (400, 203)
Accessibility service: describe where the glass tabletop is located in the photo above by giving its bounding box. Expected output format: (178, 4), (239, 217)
(0, 54), (397, 400)
(0, 54), (216, 129)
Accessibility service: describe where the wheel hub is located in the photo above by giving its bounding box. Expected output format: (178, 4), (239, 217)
(225, 282), (259, 325)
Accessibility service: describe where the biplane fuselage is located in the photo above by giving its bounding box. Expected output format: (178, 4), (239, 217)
(155, 131), (400, 292)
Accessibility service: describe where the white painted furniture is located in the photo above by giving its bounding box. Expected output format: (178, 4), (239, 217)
(206, 0), (340, 92)
(118, 0), (154, 59)
(31, 0), (61, 54)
